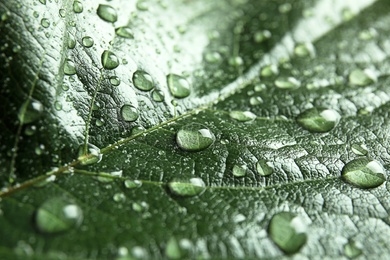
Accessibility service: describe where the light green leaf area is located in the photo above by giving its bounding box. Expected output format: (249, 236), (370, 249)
(1, 0), (390, 259)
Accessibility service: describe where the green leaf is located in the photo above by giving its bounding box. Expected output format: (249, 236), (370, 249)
(1, 0), (390, 259)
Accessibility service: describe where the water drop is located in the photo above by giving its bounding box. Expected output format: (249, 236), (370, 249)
(101, 50), (119, 70)
(344, 240), (363, 259)
(78, 143), (102, 165)
(34, 175), (56, 188)
(279, 3), (292, 13)
(349, 69), (377, 86)
(274, 77), (301, 90)
(256, 159), (273, 176)
(73, 1), (83, 13)
(124, 179), (142, 189)
(115, 26), (134, 39)
(95, 118), (105, 127)
(39, 0), (46, 4)
(249, 96), (263, 105)
(59, 9), (66, 18)
(24, 125), (37, 136)
(97, 4), (118, 23)
(54, 101), (62, 111)
(228, 56), (244, 67)
(41, 18), (50, 28)
(109, 76), (121, 86)
(82, 36), (94, 48)
(67, 33), (76, 49)
(254, 30), (272, 43)
(205, 52), (222, 63)
(297, 107), (340, 133)
(351, 144), (368, 156)
(18, 98), (43, 125)
(268, 212), (307, 254)
(294, 43), (315, 57)
(166, 237), (182, 260)
(233, 164), (247, 177)
(151, 89), (165, 102)
(136, 0), (149, 11)
(176, 123), (215, 152)
(167, 74), (190, 98)
(260, 64), (279, 77)
(35, 197), (83, 234)
(33, 11), (39, 18)
(168, 177), (206, 197)
(113, 193), (126, 202)
(229, 111), (256, 122)
(341, 158), (386, 189)
(120, 104), (139, 122)
(133, 70), (154, 91)
(64, 59), (77, 75)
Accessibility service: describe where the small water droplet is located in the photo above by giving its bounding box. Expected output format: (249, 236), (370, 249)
(268, 212), (307, 254)
(67, 33), (76, 49)
(151, 89), (165, 102)
(261, 64), (279, 77)
(341, 158), (386, 189)
(54, 101), (62, 111)
(124, 179), (142, 189)
(233, 164), (247, 177)
(344, 240), (363, 259)
(342, 8), (355, 21)
(358, 28), (377, 41)
(133, 70), (154, 91)
(109, 76), (121, 86)
(351, 144), (368, 156)
(167, 74), (191, 98)
(64, 59), (77, 75)
(176, 123), (215, 152)
(34, 175), (56, 188)
(82, 36), (94, 48)
(136, 0), (149, 11)
(297, 107), (340, 133)
(95, 118), (105, 127)
(132, 201), (149, 213)
(73, 0), (83, 13)
(113, 193), (126, 202)
(204, 52), (222, 63)
(228, 56), (244, 67)
(274, 77), (301, 89)
(78, 143), (102, 165)
(35, 197), (83, 234)
(349, 69), (377, 86)
(168, 177), (206, 197)
(229, 111), (256, 122)
(166, 237), (182, 260)
(101, 50), (119, 70)
(249, 96), (263, 106)
(33, 11), (39, 18)
(39, 0), (46, 4)
(18, 98), (43, 125)
(40, 18), (50, 28)
(115, 26), (134, 39)
(279, 3), (292, 14)
(256, 159), (273, 176)
(254, 30), (271, 43)
(59, 9), (66, 18)
(24, 125), (37, 136)
(120, 104), (139, 122)
(294, 42), (315, 57)
(97, 4), (118, 23)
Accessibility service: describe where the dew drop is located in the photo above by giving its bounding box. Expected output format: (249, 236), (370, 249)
(54, 101), (62, 111)
(297, 107), (340, 133)
(133, 70), (154, 91)
(348, 69), (377, 86)
(67, 33), (76, 49)
(167, 74), (191, 98)
(34, 175), (56, 188)
(205, 52), (222, 63)
(233, 164), (247, 177)
(351, 144), (368, 156)
(59, 9), (66, 18)
(136, 0), (149, 11)
(35, 197), (83, 234)
(124, 179), (142, 189)
(39, 0), (46, 4)
(97, 4), (118, 23)
(78, 143), (102, 165)
(294, 42), (315, 57)
(18, 98), (43, 125)
(260, 64), (279, 77)
(115, 26), (134, 39)
(24, 125), (37, 136)
(64, 59), (77, 75)
(95, 118), (105, 127)
(101, 50), (119, 70)
(256, 159), (273, 177)
(82, 36), (94, 48)
(120, 104), (139, 122)
(109, 76), (121, 86)
(268, 212), (307, 255)
(151, 89), (165, 102)
(274, 77), (301, 90)
(166, 237), (182, 260)
(341, 158), (386, 189)
(40, 18), (50, 28)
(344, 240), (363, 259)
(176, 123), (215, 152)
(113, 193), (126, 202)
(254, 30), (272, 43)
(73, 0), (83, 13)
(229, 111), (256, 122)
(228, 56), (244, 67)
(167, 177), (206, 197)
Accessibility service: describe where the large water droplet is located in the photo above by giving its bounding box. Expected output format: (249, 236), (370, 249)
(341, 158), (386, 189)
(167, 74), (191, 98)
(229, 111), (256, 122)
(78, 143), (102, 165)
(151, 89), (165, 102)
(176, 123), (215, 152)
(35, 197), (83, 234)
(256, 159), (274, 176)
(18, 98), (43, 124)
(115, 26), (134, 39)
(97, 4), (118, 23)
(268, 212), (307, 255)
(101, 50), (119, 70)
(274, 77), (301, 90)
(120, 104), (139, 122)
(168, 177), (206, 197)
(297, 107), (340, 133)
(133, 70), (154, 91)
(349, 69), (377, 86)
(344, 240), (363, 259)
(233, 164), (247, 177)
(64, 59), (76, 75)
(82, 36), (94, 48)
(73, 0), (83, 13)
